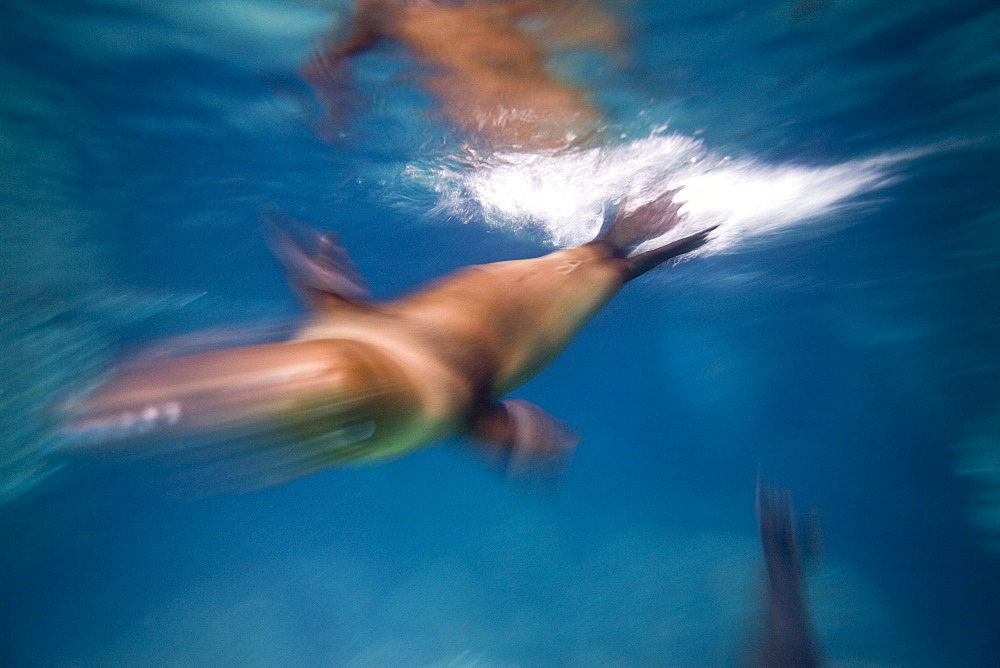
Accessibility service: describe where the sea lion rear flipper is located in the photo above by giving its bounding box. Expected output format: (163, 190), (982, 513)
(466, 399), (579, 478)
(261, 211), (371, 311)
(598, 188), (717, 280)
(625, 224), (717, 280)
(601, 187), (686, 254)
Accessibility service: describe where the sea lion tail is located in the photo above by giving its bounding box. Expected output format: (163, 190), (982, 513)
(599, 188), (717, 280)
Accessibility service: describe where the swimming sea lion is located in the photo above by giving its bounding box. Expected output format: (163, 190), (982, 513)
(304, 0), (622, 150)
(746, 478), (822, 667)
(61, 190), (714, 487)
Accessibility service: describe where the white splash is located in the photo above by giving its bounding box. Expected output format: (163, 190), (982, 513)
(417, 133), (908, 255)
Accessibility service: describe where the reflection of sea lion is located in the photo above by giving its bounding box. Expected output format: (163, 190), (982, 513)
(62, 190), (713, 488)
(304, 0), (622, 150)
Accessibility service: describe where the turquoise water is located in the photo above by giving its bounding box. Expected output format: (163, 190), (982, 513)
(2, 0), (999, 664)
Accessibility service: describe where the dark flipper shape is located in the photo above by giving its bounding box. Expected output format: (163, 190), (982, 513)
(466, 399), (579, 478)
(624, 224), (718, 280)
(751, 478), (821, 668)
(261, 211), (371, 310)
(598, 188), (717, 281)
(602, 187), (686, 253)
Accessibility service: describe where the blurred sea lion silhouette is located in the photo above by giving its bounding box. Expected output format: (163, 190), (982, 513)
(746, 478), (822, 667)
(61, 190), (713, 488)
(303, 0), (622, 150)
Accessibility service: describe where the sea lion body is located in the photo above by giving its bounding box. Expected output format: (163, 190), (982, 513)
(304, 0), (619, 149)
(62, 192), (712, 486)
(294, 242), (624, 454)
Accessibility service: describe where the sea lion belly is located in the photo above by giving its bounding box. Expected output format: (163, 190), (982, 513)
(295, 314), (481, 453)
(387, 242), (626, 396)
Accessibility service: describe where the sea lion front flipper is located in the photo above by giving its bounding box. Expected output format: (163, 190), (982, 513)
(467, 399), (579, 478)
(750, 476), (822, 667)
(261, 211), (371, 311)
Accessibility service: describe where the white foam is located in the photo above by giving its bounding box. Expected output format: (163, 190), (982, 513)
(417, 133), (909, 254)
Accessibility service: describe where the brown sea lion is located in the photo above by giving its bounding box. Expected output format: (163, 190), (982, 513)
(304, 0), (622, 150)
(61, 190), (714, 487)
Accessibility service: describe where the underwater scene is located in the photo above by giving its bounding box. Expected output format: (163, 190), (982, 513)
(2, 0), (999, 664)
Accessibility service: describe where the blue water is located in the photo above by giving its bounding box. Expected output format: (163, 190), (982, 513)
(2, 0), (999, 665)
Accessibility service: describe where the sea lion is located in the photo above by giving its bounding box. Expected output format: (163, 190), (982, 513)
(61, 190), (714, 487)
(746, 478), (822, 667)
(304, 0), (622, 150)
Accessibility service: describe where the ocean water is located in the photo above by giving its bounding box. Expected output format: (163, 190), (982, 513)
(2, 0), (999, 665)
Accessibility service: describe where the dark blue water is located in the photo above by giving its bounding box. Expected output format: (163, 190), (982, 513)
(2, 0), (999, 665)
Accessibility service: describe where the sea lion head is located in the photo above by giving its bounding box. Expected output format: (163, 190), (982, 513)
(59, 338), (423, 471)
